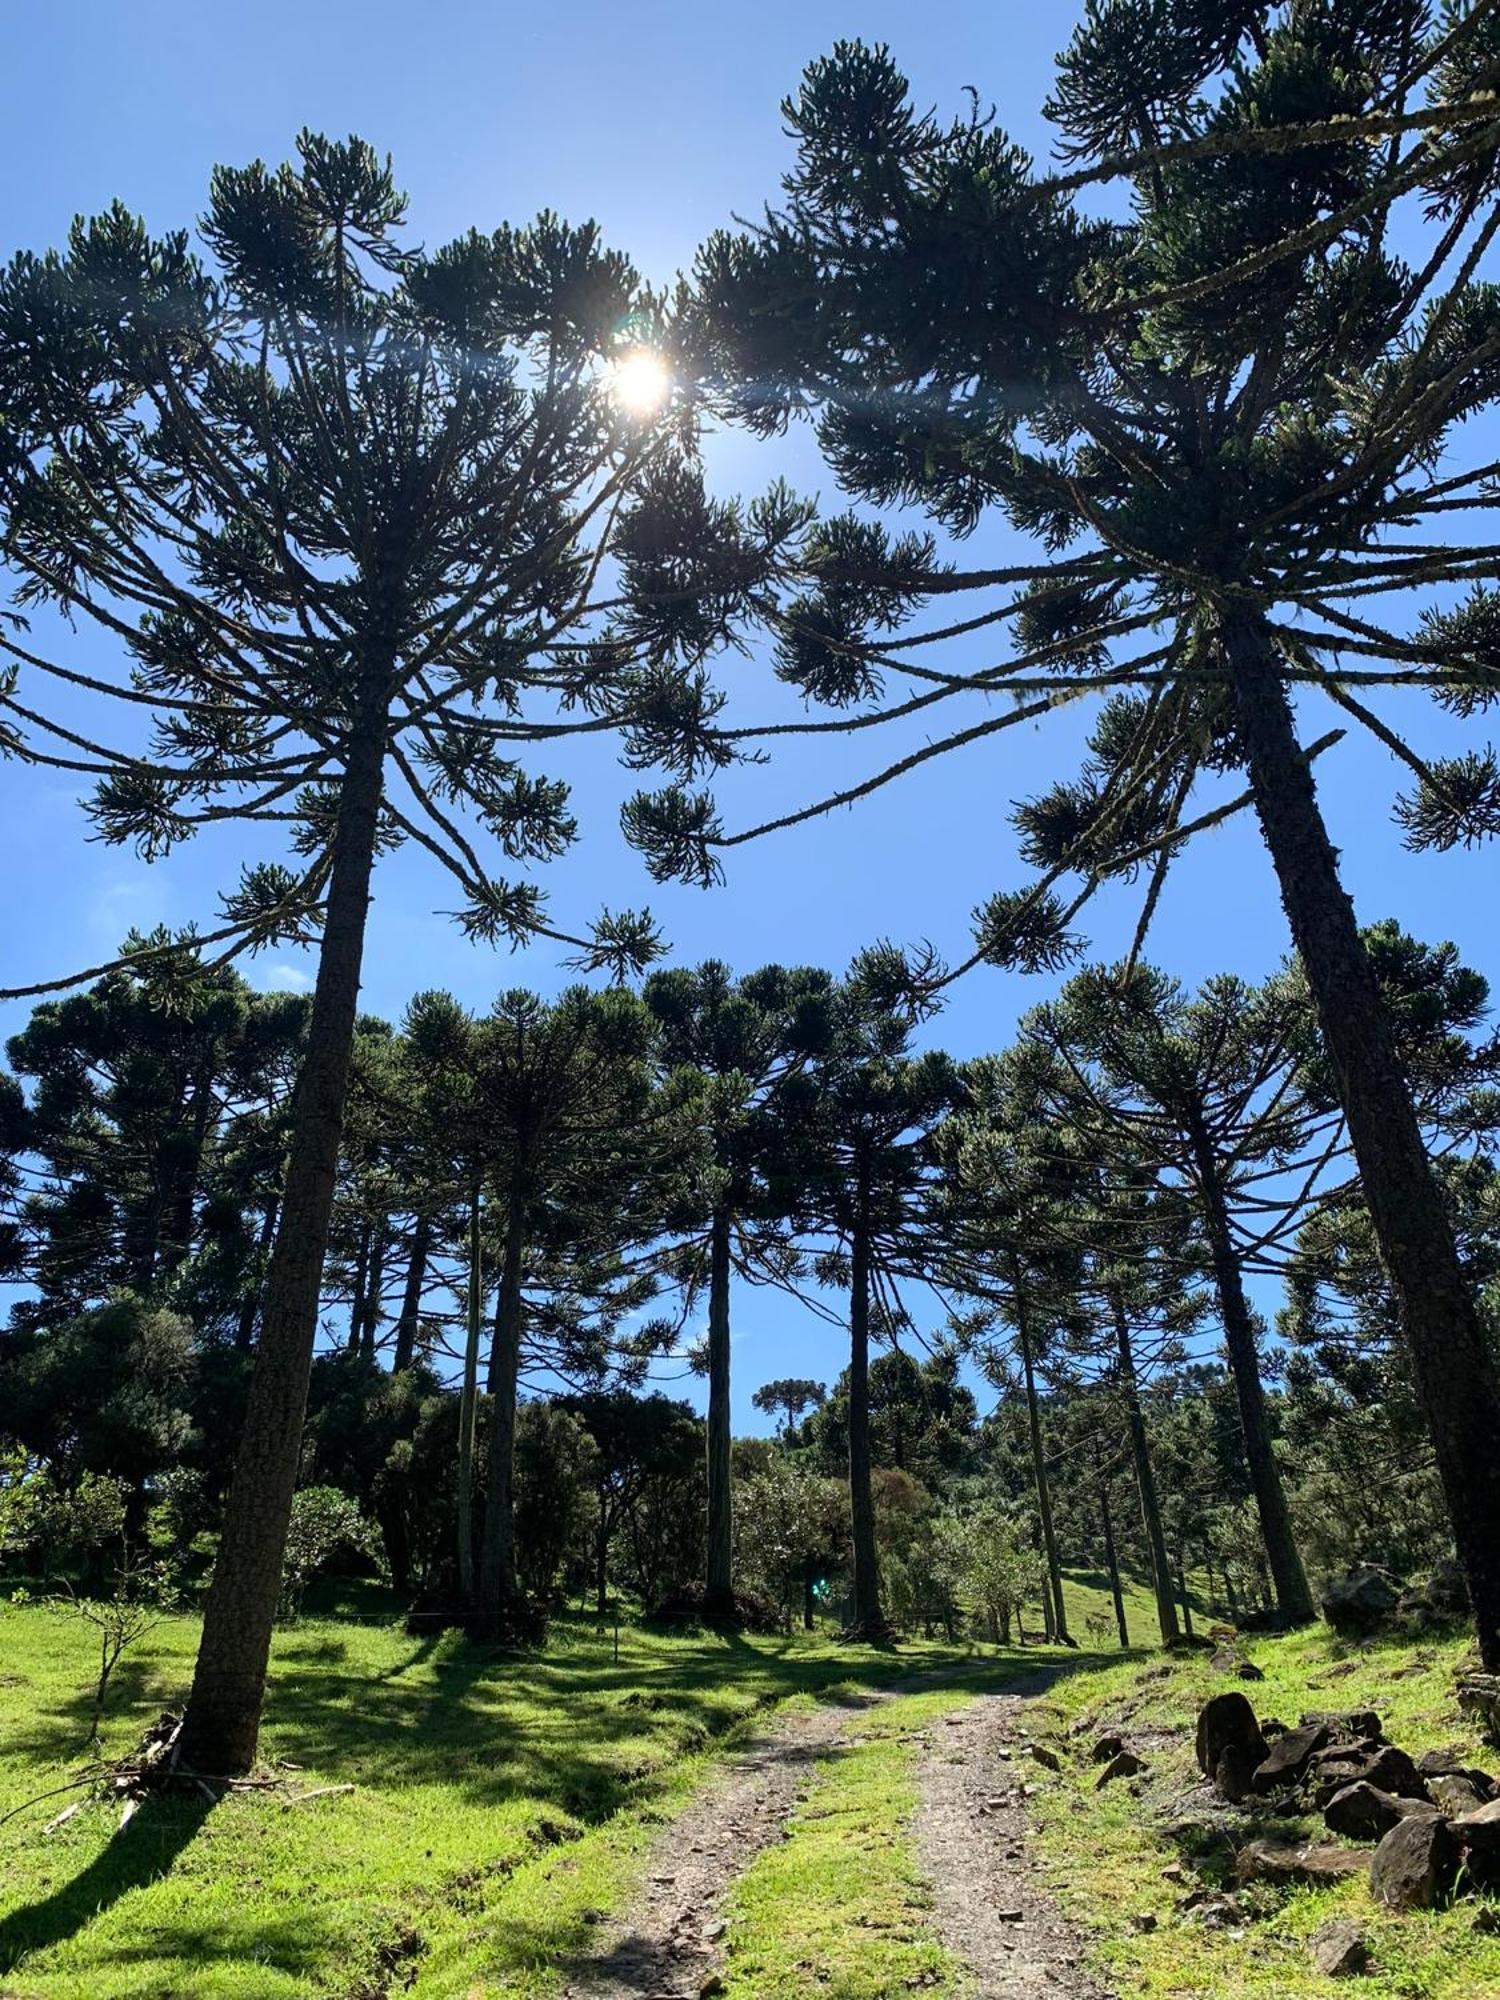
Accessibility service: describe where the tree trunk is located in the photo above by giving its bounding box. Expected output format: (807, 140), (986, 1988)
(704, 1206), (734, 1610)
(456, 1188), (483, 1608)
(179, 696), (387, 1774)
(803, 1561), (816, 1631)
(234, 1195), (279, 1352)
(392, 1213), (429, 1373)
(1186, 1110), (1315, 1626)
(1012, 1260), (1071, 1646)
(347, 1218), (372, 1352)
(845, 1176), (889, 1641)
(1225, 610), (1500, 1669)
(161, 1066), (216, 1276)
(1177, 1549), (1194, 1639)
(358, 1218), (386, 1359)
(595, 1502), (610, 1618)
(1101, 1483), (1129, 1649)
(1109, 1290), (1179, 1646)
(476, 1200), (527, 1637)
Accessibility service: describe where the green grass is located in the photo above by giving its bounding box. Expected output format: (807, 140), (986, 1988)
(0, 1597), (993, 1999)
(1023, 1623), (1500, 1999)
(719, 1684), (974, 1999)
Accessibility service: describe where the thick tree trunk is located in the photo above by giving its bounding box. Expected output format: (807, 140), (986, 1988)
(1109, 1290), (1179, 1646)
(1226, 611), (1500, 1669)
(392, 1214), (429, 1373)
(1177, 1549), (1194, 1639)
(1101, 1483), (1129, 1649)
(1187, 1113), (1315, 1626)
(704, 1206), (734, 1610)
(476, 1201), (527, 1636)
(456, 1189), (482, 1607)
(1012, 1262), (1071, 1646)
(845, 1179), (889, 1641)
(179, 698), (387, 1774)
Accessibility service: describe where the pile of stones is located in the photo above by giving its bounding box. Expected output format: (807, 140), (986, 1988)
(1196, 1689), (1500, 1914)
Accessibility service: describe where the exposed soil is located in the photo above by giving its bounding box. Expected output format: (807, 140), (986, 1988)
(914, 1679), (1114, 1998)
(561, 1667), (1112, 2000)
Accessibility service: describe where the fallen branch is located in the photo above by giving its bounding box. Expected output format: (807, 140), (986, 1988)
(282, 1784), (356, 1810)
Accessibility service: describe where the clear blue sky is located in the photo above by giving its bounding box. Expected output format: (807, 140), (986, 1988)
(3, 2), (1496, 1425)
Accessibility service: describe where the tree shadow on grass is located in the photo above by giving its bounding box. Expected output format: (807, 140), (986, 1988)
(0, 1793), (213, 1976)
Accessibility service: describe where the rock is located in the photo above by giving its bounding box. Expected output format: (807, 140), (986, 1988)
(1234, 1840), (1369, 1889)
(1091, 1734), (1125, 1764)
(1215, 1743), (1261, 1805)
(698, 1979), (726, 1999)
(1474, 1904), (1500, 1935)
(1161, 1862), (1190, 1884)
(1301, 1709), (1383, 1742)
(1253, 1722), (1333, 1794)
(1313, 1745), (1428, 1807)
(1323, 1782), (1437, 1842)
(1309, 1918), (1370, 1978)
(1415, 1747), (1497, 1795)
(1428, 1772), (1492, 1817)
(1184, 1895), (1241, 1931)
(1209, 1647), (1265, 1681)
(1320, 1567), (1403, 1637)
(1130, 1912), (1158, 1933)
(1370, 1815), (1459, 1910)
(1398, 1560), (1469, 1632)
(1027, 1744), (1062, 1772)
(1097, 1750), (1146, 1787)
(1454, 1798), (1500, 1889)
(1196, 1692), (1268, 1782)
(1457, 1675), (1500, 1746)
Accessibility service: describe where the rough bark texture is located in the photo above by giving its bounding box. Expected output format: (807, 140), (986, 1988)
(476, 1201), (527, 1636)
(1188, 1113), (1315, 1625)
(1101, 1483), (1129, 1648)
(392, 1213), (429, 1373)
(704, 1206), (734, 1608)
(1110, 1291), (1180, 1645)
(1013, 1269), (1071, 1645)
(845, 1180), (889, 1641)
(178, 701), (386, 1774)
(1226, 613), (1500, 1668)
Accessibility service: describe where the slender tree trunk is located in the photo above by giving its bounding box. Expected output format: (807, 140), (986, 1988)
(162, 1068), (216, 1276)
(1101, 1483), (1129, 1649)
(595, 1501), (610, 1619)
(476, 1200), (527, 1637)
(704, 1206), (734, 1611)
(234, 1195), (279, 1352)
(392, 1214), (429, 1373)
(179, 696), (387, 1774)
(347, 1219), (371, 1353)
(456, 1189), (483, 1608)
(1109, 1290), (1179, 1646)
(1187, 1111), (1315, 1626)
(1177, 1549), (1194, 1639)
(358, 1218), (386, 1359)
(845, 1175), (889, 1641)
(1012, 1261), (1071, 1646)
(803, 1561), (816, 1631)
(1226, 611), (1500, 1669)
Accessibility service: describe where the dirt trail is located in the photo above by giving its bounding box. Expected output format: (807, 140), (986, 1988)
(561, 1668), (1108, 2000)
(914, 1678), (1112, 1999)
(559, 1683), (890, 2000)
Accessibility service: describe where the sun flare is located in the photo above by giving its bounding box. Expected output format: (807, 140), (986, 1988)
(611, 348), (671, 417)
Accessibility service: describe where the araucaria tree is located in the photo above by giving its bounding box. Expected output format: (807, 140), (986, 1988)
(0, 134), (804, 1768)
(686, 12), (1500, 1664)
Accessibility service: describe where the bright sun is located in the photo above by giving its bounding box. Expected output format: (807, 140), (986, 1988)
(611, 348), (671, 417)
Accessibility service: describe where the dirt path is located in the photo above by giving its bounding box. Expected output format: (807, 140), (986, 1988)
(559, 1683), (892, 2000)
(914, 1679), (1112, 1999)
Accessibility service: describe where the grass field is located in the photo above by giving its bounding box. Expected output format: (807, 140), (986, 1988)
(0, 1594), (1003, 1999)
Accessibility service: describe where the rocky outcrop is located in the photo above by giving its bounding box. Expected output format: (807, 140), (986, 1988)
(1370, 1815), (1460, 1910)
(1320, 1567), (1402, 1637)
(1322, 1781), (1436, 1842)
(1196, 1692), (1267, 1787)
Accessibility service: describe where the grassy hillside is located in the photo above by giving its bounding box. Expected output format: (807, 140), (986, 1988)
(0, 1598), (997, 1999)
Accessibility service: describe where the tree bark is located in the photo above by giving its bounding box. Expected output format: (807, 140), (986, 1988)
(1100, 1482), (1129, 1649)
(476, 1200), (527, 1636)
(346, 1218), (372, 1352)
(358, 1217), (386, 1359)
(1187, 1110), (1316, 1626)
(1225, 610), (1500, 1669)
(234, 1194), (279, 1352)
(704, 1206), (734, 1610)
(392, 1213), (429, 1373)
(1012, 1260), (1071, 1646)
(1177, 1549), (1194, 1639)
(1109, 1290), (1179, 1645)
(456, 1188), (483, 1608)
(845, 1173), (889, 1640)
(179, 695), (387, 1774)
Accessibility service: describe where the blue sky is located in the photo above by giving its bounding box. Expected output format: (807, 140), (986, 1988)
(3, 2), (1496, 1426)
